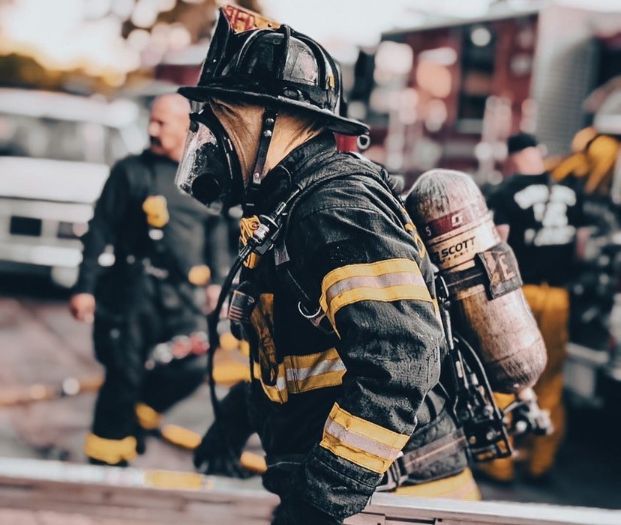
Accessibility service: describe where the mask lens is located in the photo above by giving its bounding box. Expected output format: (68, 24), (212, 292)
(175, 114), (227, 205)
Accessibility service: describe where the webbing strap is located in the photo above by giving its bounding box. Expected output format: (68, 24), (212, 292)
(442, 265), (488, 295)
(273, 161), (405, 334)
(375, 428), (467, 492)
(273, 169), (367, 335)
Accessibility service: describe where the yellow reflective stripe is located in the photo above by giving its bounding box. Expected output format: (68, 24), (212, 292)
(326, 271), (425, 302)
(252, 348), (347, 402)
(84, 433), (137, 464)
(284, 347), (341, 369)
(320, 432), (391, 474)
(285, 348), (345, 393)
(321, 259), (422, 301)
(327, 403), (410, 449)
(135, 403), (161, 430)
(252, 361), (288, 404)
(328, 285), (433, 325)
(287, 370), (345, 394)
(320, 403), (409, 474)
(320, 259), (433, 325)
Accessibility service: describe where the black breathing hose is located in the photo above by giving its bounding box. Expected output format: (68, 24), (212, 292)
(206, 243), (253, 421)
(204, 189), (301, 450)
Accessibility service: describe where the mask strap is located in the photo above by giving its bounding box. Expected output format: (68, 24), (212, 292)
(246, 107), (278, 212)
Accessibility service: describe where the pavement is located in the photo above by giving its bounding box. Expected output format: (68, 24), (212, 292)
(0, 273), (619, 517)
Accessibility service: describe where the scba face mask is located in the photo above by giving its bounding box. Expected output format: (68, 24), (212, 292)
(175, 105), (243, 208)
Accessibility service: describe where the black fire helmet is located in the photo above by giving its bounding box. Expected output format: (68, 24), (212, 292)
(178, 7), (369, 137)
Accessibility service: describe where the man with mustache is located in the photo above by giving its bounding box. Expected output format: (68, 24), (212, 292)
(69, 94), (216, 466)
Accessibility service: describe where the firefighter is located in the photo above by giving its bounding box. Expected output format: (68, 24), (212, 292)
(486, 133), (585, 481)
(177, 10), (478, 525)
(69, 94), (214, 466)
(552, 127), (620, 195)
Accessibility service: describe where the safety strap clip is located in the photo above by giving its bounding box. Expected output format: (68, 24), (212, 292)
(376, 453), (408, 492)
(297, 301), (334, 335)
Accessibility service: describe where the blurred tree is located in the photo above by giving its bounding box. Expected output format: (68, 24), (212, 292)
(0, 52), (150, 93)
(0, 0), (265, 92)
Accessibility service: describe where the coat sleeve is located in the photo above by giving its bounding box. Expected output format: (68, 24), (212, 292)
(73, 162), (132, 294)
(286, 200), (445, 521)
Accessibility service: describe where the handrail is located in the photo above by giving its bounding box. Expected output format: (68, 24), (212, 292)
(0, 458), (618, 525)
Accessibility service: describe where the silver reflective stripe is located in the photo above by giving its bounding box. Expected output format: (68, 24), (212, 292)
(324, 418), (402, 463)
(325, 271), (426, 304)
(285, 358), (346, 382)
(273, 375), (287, 392)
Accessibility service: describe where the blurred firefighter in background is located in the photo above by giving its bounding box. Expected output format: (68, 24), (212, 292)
(178, 8), (478, 525)
(551, 126), (620, 195)
(485, 133), (586, 481)
(69, 94), (214, 466)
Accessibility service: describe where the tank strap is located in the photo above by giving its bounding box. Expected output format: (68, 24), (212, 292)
(272, 161), (410, 336)
(443, 242), (523, 301)
(273, 169), (360, 336)
(375, 428), (467, 491)
(442, 264), (488, 296)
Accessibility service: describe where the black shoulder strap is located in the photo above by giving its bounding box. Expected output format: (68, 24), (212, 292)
(272, 162), (393, 334)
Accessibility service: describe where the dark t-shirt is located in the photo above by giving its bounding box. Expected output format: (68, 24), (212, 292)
(487, 172), (584, 286)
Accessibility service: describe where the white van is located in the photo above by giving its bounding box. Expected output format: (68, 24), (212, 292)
(0, 88), (145, 287)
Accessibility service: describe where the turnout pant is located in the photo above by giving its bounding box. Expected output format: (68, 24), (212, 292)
(84, 277), (206, 465)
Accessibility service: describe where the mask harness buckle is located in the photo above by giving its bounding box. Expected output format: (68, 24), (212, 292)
(245, 107), (278, 214)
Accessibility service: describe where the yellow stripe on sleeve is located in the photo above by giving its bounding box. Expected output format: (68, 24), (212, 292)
(320, 403), (409, 474)
(319, 258), (433, 326)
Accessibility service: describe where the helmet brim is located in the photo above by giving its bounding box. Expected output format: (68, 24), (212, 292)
(178, 86), (369, 137)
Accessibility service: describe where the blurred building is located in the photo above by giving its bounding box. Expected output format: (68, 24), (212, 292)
(354, 2), (621, 186)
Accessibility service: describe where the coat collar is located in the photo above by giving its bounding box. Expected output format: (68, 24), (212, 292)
(244, 132), (337, 214)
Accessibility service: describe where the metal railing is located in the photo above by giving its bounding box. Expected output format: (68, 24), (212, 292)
(0, 458), (618, 525)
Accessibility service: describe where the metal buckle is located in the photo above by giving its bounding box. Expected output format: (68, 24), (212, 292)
(375, 453), (408, 492)
(297, 302), (325, 327)
(297, 302), (335, 335)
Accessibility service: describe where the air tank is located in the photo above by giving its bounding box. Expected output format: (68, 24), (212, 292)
(406, 169), (546, 393)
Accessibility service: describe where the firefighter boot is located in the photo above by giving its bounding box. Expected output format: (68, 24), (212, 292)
(83, 433), (137, 467)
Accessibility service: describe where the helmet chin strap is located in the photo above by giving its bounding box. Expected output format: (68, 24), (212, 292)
(245, 107), (278, 213)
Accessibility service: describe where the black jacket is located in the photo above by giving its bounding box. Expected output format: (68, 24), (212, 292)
(241, 133), (467, 521)
(75, 150), (213, 300)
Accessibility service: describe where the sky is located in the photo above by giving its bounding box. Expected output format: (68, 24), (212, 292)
(261, 0), (495, 62)
(262, 0), (621, 60)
